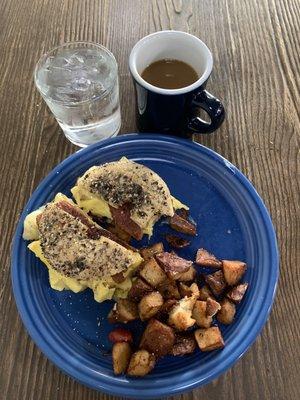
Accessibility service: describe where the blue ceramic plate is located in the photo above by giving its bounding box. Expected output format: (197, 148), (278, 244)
(12, 134), (278, 398)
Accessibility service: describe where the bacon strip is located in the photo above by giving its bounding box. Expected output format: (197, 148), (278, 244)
(169, 213), (196, 236)
(56, 201), (101, 239)
(109, 204), (143, 241)
(165, 234), (190, 248)
(55, 201), (135, 250)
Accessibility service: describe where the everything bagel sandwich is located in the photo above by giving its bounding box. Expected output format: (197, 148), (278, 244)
(23, 193), (142, 302)
(71, 157), (187, 239)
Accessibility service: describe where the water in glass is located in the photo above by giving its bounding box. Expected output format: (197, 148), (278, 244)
(35, 42), (121, 147)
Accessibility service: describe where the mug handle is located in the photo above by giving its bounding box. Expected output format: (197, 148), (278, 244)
(187, 90), (225, 134)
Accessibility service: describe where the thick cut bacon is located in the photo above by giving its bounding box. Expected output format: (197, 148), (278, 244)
(165, 234), (190, 249)
(54, 201), (135, 250)
(56, 201), (101, 239)
(169, 213), (196, 235)
(109, 204), (143, 240)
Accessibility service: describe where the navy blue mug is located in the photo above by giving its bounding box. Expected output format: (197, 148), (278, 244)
(129, 31), (225, 136)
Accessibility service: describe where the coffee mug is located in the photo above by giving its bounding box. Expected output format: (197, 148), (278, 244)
(129, 30), (225, 136)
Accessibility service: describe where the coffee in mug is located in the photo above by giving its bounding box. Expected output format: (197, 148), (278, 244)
(129, 30), (225, 136)
(141, 59), (199, 90)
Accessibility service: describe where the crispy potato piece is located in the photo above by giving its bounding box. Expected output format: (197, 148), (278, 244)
(178, 282), (191, 298)
(165, 234), (191, 249)
(108, 299), (138, 323)
(206, 297), (221, 317)
(198, 285), (214, 301)
(178, 282), (199, 298)
(192, 301), (212, 328)
(127, 350), (156, 377)
(139, 258), (167, 287)
(156, 299), (178, 320)
(177, 266), (197, 282)
(156, 252), (193, 279)
(168, 296), (197, 331)
(222, 260), (247, 286)
(112, 342), (132, 375)
(226, 283), (248, 303)
(171, 334), (197, 356)
(140, 319), (175, 357)
(196, 248), (222, 268)
(194, 327), (225, 351)
(138, 291), (164, 321)
(158, 278), (180, 300)
(169, 213), (197, 235)
(128, 278), (153, 302)
(140, 242), (164, 261)
(109, 328), (133, 343)
(217, 298), (236, 324)
(204, 270), (227, 297)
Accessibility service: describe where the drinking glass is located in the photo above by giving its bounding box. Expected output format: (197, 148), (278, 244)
(34, 42), (121, 147)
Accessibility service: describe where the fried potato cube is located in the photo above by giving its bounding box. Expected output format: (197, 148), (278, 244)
(178, 282), (191, 298)
(108, 299), (138, 323)
(177, 266), (197, 282)
(178, 282), (199, 298)
(158, 278), (180, 300)
(194, 327), (225, 351)
(171, 334), (197, 356)
(204, 270), (227, 297)
(127, 350), (156, 377)
(128, 278), (153, 302)
(112, 342), (132, 375)
(156, 252), (192, 279)
(140, 319), (175, 357)
(192, 301), (212, 328)
(222, 260), (247, 286)
(217, 298), (236, 324)
(138, 291), (164, 321)
(139, 258), (167, 287)
(140, 242), (164, 261)
(168, 296), (196, 331)
(196, 248), (222, 268)
(226, 283), (248, 303)
(198, 285), (214, 301)
(156, 299), (178, 320)
(206, 297), (221, 317)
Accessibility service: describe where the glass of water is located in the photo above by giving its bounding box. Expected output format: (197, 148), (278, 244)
(34, 42), (121, 147)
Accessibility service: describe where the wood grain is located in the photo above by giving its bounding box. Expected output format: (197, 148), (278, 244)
(0, 0), (299, 399)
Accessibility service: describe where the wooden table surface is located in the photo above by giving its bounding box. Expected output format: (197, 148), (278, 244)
(0, 0), (299, 399)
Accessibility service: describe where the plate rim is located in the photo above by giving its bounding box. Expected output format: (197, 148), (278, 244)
(11, 133), (279, 398)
